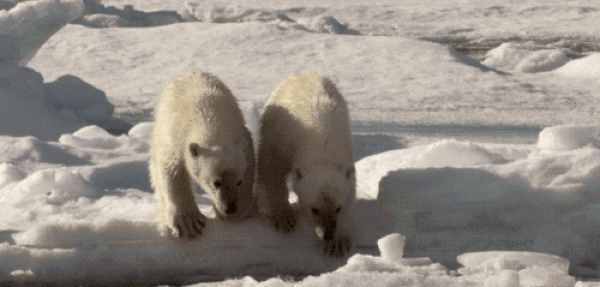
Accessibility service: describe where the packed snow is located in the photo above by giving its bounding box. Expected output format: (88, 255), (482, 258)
(1, 0), (600, 286)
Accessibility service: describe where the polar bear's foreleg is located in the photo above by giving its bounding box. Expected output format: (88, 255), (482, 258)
(152, 158), (206, 239)
(257, 143), (296, 233)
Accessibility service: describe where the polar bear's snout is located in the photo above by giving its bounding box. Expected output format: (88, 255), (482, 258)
(213, 169), (243, 217)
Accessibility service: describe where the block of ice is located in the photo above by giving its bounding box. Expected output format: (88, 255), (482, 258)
(377, 233), (406, 263)
(458, 251), (570, 274)
(537, 125), (600, 151)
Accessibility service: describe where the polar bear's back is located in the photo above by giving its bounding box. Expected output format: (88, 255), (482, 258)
(263, 72), (352, 164)
(153, 71), (245, 150)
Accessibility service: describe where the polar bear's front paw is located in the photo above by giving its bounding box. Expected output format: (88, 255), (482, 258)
(165, 209), (207, 239)
(323, 235), (351, 257)
(269, 207), (296, 233)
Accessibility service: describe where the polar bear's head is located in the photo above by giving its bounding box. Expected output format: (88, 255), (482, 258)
(293, 164), (355, 241)
(186, 142), (248, 218)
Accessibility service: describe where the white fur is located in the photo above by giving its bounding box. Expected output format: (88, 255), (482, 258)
(257, 72), (355, 256)
(150, 71), (255, 239)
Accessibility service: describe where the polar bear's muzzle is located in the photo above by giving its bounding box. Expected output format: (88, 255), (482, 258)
(214, 188), (238, 216)
(315, 219), (337, 241)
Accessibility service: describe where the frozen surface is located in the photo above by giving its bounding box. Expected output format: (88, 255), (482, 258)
(2, 0), (600, 285)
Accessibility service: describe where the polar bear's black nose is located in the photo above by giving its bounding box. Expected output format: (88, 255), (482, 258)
(224, 203), (237, 215)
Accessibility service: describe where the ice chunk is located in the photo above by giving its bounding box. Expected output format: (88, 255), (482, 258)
(575, 282), (600, 287)
(458, 251), (570, 273)
(0, 0), (85, 65)
(483, 43), (531, 71)
(537, 125), (600, 151)
(415, 140), (505, 168)
(556, 53), (600, 79)
(77, 13), (129, 27)
(337, 254), (402, 273)
(515, 49), (569, 73)
(377, 233), (406, 263)
(298, 15), (354, 35)
(484, 270), (519, 287)
(483, 43), (568, 73)
(519, 266), (576, 287)
(128, 122), (153, 140)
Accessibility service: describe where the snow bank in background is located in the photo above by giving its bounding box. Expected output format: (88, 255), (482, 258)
(483, 43), (569, 73)
(0, 0), (84, 65)
(556, 53), (600, 79)
(538, 125), (600, 151)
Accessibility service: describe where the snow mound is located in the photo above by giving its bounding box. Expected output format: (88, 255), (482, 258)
(0, 66), (81, 140)
(556, 53), (600, 79)
(45, 75), (115, 127)
(0, 0), (84, 65)
(127, 122), (153, 139)
(414, 139), (505, 168)
(483, 43), (569, 73)
(0, 66), (125, 140)
(537, 125), (600, 151)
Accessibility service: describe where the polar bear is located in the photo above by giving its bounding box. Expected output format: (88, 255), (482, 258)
(257, 72), (356, 256)
(150, 71), (255, 239)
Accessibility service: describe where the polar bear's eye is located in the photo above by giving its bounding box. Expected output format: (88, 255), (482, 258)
(336, 207), (342, 213)
(213, 180), (222, 188)
(236, 180), (242, 186)
(311, 208), (319, 215)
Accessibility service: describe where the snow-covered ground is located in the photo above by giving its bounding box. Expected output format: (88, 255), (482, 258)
(1, 0), (600, 286)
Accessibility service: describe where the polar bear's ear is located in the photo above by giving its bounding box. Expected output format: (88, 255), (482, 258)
(294, 168), (304, 181)
(345, 166), (355, 180)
